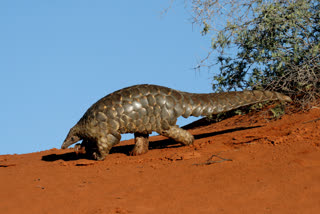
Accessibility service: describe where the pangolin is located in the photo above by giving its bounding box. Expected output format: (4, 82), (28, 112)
(61, 84), (291, 160)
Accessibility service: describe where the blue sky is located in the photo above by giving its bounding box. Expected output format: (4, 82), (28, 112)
(1, 1), (216, 155)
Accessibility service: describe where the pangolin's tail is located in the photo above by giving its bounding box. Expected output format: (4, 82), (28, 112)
(179, 90), (292, 118)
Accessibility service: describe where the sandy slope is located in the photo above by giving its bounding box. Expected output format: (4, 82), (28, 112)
(1, 108), (320, 214)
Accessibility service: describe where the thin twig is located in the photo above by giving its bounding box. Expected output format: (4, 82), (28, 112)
(193, 153), (232, 165)
(160, 0), (175, 16)
(302, 117), (320, 124)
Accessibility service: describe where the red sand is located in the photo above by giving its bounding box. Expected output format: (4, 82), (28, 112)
(1, 108), (320, 214)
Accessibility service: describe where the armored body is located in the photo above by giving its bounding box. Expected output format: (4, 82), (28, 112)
(61, 84), (291, 160)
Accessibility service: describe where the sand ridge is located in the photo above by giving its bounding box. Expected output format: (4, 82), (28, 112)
(1, 108), (320, 213)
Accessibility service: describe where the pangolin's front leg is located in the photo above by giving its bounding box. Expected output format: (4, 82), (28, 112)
(92, 132), (121, 160)
(74, 140), (94, 155)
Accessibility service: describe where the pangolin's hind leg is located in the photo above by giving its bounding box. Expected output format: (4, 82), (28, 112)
(130, 133), (149, 156)
(159, 125), (194, 146)
(93, 133), (121, 160)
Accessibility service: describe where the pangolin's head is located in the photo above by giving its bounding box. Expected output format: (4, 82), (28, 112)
(61, 125), (81, 149)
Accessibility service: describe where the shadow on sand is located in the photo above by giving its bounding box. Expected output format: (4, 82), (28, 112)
(42, 122), (261, 162)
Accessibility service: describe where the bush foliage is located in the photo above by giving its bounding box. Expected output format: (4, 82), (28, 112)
(189, 0), (320, 108)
